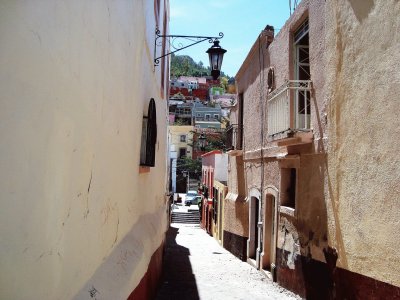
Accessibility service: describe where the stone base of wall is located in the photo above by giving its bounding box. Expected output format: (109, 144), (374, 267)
(127, 241), (164, 300)
(276, 248), (400, 300)
(223, 230), (247, 261)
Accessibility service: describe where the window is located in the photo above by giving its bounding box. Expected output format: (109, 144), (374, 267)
(179, 148), (187, 158)
(293, 19), (310, 128)
(267, 67), (275, 92)
(214, 114), (219, 120)
(280, 168), (296, 209)
(205, 114), (211, 120)
(140, 98), (157, 167)
(180, 135), (186, 142)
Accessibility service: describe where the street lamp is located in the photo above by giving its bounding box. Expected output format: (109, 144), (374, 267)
(154, 28), (226, 79)
(206, 41), (227, 80)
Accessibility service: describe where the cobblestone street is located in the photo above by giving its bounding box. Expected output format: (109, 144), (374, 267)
(156, 223), (300, 300)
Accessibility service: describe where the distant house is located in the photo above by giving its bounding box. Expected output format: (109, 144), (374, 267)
(192, 102), (222, 129)
(170, 76), (210, 101)
(209, 86), (225, 97)
(168, 126), (194, 193)
(169, 102), (193, 125)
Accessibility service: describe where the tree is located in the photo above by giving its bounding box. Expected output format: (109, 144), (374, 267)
(177, 157), (202, 179)
(220, 76), (229, 92)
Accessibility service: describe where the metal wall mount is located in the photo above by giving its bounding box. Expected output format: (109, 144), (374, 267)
(154, 27), (223, 67)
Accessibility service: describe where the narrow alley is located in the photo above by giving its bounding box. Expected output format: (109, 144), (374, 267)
(156, 219), (300, 300)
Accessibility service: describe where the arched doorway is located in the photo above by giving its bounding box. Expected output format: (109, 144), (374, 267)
(261, 186), (279, 280)
(247, 188), (262, 268)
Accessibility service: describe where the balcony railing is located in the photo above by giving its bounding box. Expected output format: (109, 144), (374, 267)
(267, 80), (312, 138)
(226, 124), (243, 151)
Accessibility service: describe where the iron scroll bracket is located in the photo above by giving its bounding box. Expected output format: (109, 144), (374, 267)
(154, 27), (224, 67)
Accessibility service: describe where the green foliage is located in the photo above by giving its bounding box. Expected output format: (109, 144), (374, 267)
(171, 53), (209, 77)
(204, 132), (227, 152)
(171, 53), (229, 78)
(177, 157), (202, 179)
(220, 76), (229, 91)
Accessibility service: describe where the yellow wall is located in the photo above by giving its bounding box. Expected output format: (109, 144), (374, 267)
(325, 0), (400, 286)
(169, 125), (194, 157)
(0, 1), (170, 299)
(212, 180), (228, 244)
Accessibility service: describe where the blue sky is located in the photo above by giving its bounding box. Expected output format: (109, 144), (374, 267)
(169, 0), (294, 77)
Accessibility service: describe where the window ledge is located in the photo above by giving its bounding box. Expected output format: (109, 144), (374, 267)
(139, 166), (151, 173)
(280, 206), (295, 217)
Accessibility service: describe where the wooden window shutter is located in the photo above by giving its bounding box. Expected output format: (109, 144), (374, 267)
(140, 98), (157, 167)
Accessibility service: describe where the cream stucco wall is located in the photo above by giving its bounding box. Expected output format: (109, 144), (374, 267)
(168, 125), (194, 158)
(0, 1), (170, 299)
(325, 0), (400, 286)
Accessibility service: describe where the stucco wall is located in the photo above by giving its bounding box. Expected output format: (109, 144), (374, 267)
(169, 125), (194, 158)
(325, 0), (400, 286)
(0, 1), (169, 299)
(215, 153), (228, 182)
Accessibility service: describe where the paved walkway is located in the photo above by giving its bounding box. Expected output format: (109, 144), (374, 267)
(156, 224), (300, 300)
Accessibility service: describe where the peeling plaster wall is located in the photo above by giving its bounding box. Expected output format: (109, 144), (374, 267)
(0, 1), (169, 299)
(325, 0), (400, 286)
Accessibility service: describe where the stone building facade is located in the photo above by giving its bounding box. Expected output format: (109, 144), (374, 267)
(233, 0), (400, 298)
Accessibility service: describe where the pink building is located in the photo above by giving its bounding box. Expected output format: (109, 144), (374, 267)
(200, 150), (228, 234)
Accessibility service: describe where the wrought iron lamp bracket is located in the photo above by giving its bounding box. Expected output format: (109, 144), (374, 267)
(154, 27), (224, 67)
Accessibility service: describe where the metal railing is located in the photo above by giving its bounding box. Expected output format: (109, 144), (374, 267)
(226, 124), (243, 151)
(267, 80), (312, 138)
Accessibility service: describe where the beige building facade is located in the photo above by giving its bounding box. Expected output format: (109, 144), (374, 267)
(0, 1), (170, 299)
(234, 0), (400, 298)
(169, 125), (194, 159)
(211, 179), (228, 245)
(224, 108), (249, 261)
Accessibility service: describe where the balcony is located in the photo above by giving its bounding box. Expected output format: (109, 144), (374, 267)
(226, 124), (243, 154)
(267, 80), (312, 141)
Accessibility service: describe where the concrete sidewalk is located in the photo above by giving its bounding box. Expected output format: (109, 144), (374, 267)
(156, 224), (300, 300)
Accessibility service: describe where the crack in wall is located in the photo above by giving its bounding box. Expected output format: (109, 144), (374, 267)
(111, 217), (120, 249)
(84, 171), (93, 218)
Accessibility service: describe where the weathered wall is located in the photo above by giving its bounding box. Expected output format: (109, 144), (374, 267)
(326, 0), (400, 287)
(0, 1), (169, 299)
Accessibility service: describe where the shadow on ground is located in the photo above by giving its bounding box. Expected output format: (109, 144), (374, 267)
(155, 226), (199, 300)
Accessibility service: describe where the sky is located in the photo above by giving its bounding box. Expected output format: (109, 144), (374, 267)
(169, 0), (296, 77)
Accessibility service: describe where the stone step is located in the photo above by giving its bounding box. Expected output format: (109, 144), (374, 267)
(171, 211), (200, 224)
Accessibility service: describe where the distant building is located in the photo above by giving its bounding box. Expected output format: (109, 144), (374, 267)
(192, 102), (222, 129)
(170, 76), (210, 101)
(168, 126), (194, 193)
(200, 151), (228, 236)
